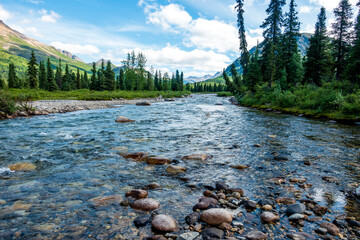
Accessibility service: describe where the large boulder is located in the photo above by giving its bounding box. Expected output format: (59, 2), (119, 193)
(320, 222), (340, 236)
(131, 198), (160, 211)
(8, 162), (36, 172)
(115, 116), (135, 123)
(244, 230), (268, 240)
(125, 189), (148, 199)
(260, 212), (279, 223)
(182, 154), (211, 161)
(286, 203), (306, 216)
(200, 208), (233, 226)
(151, 214), (178, 232)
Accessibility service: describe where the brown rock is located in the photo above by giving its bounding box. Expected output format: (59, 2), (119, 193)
(131, 198), (160, 211)
(200, 208), (233, 225)
(320, 222), (340, 236)
(136, 101), (151, 106)
(260, 211), (279, 223)
(149, 235), (167, 240)
(12, 201), (32, 211)
(115, 116), (135, 123)
(227, 188), (244, 196)
(182, 154), (211, 161)
(144, 183), (161, 190)
(231, 165), (249, 170)
(275, 197), (296, 205)
(125, 189), (148, 199)
(8, 162), (36, 172)
(322, 176), (339, 183)
(313, 205), (328, 216)
(151, 214), (178, 232)
(122, 152), (148, 161)
(90, 195), (123, 207)
(289, 178), (307, 183)
(166, 165), (187, 174)
(203, 190), (213, 197)
(146, 157), (171, 165)
(218, 222), (232, 230)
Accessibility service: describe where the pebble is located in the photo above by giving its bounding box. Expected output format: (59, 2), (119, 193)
(315, 227), (327, 234)
(202, 228), (223, 240)
(262, 205), (273, 211)
(320, 222), (340, 236)
(122, 152), (148, 161)
(286, 203), (306, 216)
(243, 200), (257, 209)
(185, 212), (200, 225)
(215, 181), (228, 190)
(275, 197), (296, 205)
(151, 214), (178, 232)
(131, 198), (160, 211)
(244, 230), (268, 240)
(274, 154), (289, 161)
(134, 216), (150, 228)
(260, 211), (279, 223)
(179, 231), (199, 240)
(288, 214), (305, 221)
(200, 208), (233, 225)
(146, 157), (171, 165)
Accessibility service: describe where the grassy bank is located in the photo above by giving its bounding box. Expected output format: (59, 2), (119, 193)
(235, 82), (360, 122)
(0, 89), (190, 101)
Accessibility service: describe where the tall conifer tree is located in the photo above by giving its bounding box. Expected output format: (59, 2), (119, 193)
(236, 0), (250, 75)
(331, 0), (353, 80)
(47, 58), (57, 91)
(27, 51), (38, 89)
(38, 61), (47, 90)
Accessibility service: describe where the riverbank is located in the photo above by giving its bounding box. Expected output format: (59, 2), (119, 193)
(230, 97), (360, 124)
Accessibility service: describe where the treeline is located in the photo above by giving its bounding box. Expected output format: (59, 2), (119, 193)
(186, 82), (227, 93)
(224, 0), (360, 117)
(0, 50), (186, 93)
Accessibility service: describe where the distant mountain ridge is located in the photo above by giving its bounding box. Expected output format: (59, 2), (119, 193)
(0, 20), (91, 77)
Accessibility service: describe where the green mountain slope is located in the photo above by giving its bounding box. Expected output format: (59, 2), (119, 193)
(206, 33), (312, 84)
(0, 20), (92, 78)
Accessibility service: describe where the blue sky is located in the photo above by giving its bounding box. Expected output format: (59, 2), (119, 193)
(0, 0), (358, 77)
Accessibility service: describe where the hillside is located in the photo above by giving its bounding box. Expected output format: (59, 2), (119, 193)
(0, 20), (92, 78)
(206, 33), (312, 84)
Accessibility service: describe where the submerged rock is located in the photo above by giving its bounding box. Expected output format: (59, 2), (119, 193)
(193, 197), (218, 211)
(90, 195), (123, 207)
(8, 162), (36, 172)
(286, 203), (306, 216)
(200, 208), (233, 225)
(231, 165), (249, 170)
(182, 154), (211, 161)
(136, 101), (151, 106)
(125, 189), (148, 199)
(115, 116), (135, 123)
(202, 228), (223, 240)
(146, 157), (171, 165)
(273, 154), (289, 161)
(134, 215), (150, 228)
(322, 176), (340, 183)
(151, 214), (178, 232)
(319, 222), (340, 236)
(166, 165), (187, 174)
(275, 197), (296, 205)
(185, 212), (200, 225)
(122, 152), (148, 161)
(131, 198), (160, 211)
(215, 181), (228, 191)
(260, 211), (279, 223)
(179, 231), (199, 240)
(244, 230), (268, 240)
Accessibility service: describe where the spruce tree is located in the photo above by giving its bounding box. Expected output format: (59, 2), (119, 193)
(236, 0), (250, 75)
(304, 7), (333, 86)
(103, 60), (115, 91)
(27, 51), (38, 89)
(223, 70), (237, 94)
(0, 75), (4, 89)
(55, 59), (62, 89)
(38, 61), (47, 90)
(345, 1), (360, 87)
(119, 69), (125, 90)
(245, 42), (262, 93)
(90, 62), (97, 90)
(260, 0), (286, 86)
(154, 71), (159, 91)
(76, 68), (81, 89)
(231, 63), (241, 90)
(147, 71), (153, 91)
(282, 0), (301, 86)
(180, 72), (184, 91)
(8, 63), (18, 88)
(62, 64), (71, 91)
(331, 0), (353, 80)
(83, 71), (88, 89)
(47, 58), (57, 91)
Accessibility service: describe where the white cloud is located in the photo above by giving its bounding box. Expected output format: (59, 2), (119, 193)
(39, 9), (61, 23)
(50, 41), (100, 55)
(246, 28), (264, 48)
(141, 45), (231, 72)
(299, 6), (313, 14)
(0, 5), (12, 21)
(147, 4), (192, 31)
(27, 0), (44, 4)
(186, 18), (238, 53)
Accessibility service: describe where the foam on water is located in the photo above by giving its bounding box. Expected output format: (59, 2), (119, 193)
(0, 167), (14, 174)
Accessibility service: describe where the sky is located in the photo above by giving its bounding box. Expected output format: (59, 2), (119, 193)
(0, 0), (359, 77)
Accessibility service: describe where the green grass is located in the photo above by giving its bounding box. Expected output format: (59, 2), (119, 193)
(217, 92), (233, 97)
(1, 89), (190, 101)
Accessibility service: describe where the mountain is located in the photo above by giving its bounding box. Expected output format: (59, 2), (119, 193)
(0, 20), (91, 77)
(184, 74), (215, 83)
(205, 33), (312, 84)
(57, 49), (83, 62)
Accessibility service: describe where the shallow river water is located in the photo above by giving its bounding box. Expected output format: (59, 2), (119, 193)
(0, 94), (359, 239)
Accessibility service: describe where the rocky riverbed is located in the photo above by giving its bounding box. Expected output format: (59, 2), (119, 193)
(0, 94), (359, 239)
